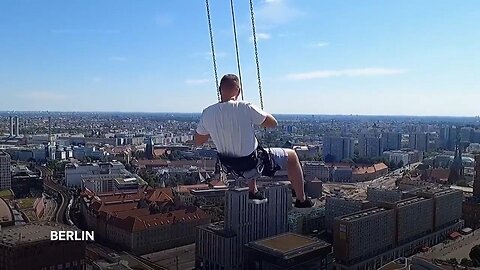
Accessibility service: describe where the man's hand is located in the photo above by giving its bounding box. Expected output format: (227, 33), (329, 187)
(261, 114), (278, 129)
(194, 132), (210, 146)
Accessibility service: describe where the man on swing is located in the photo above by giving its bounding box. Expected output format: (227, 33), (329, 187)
(194, 74), (314, 209)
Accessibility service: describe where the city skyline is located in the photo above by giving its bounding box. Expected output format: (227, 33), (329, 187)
(1, 0), (479, 116)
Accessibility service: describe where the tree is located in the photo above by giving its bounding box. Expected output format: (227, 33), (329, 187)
(447, 258), (458, 265)
(469, 244), (480, 266)
(398, 160), (404, 168)
(461, 258), (474, 267)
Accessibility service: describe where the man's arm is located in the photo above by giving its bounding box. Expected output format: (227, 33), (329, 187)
(260, 114), (278, 129)
(194, 133), (210, 146)
(248, 103), (278, 129)
(195, 110), (210, 146)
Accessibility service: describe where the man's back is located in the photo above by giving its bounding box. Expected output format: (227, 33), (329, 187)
(196, 100), (267, 157)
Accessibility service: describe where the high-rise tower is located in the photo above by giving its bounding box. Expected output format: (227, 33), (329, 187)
(449, 133), (464, 183)
(474, 155), (480, 198)
(196, 183), (289, 269)
(14, 116), (20, 137)
(9, 116), (14, 137)
(145, 137), (154, 160)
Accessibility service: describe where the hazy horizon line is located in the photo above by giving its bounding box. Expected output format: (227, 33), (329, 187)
(1, 110), (479, 119)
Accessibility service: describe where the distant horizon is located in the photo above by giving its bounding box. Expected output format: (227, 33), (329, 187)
(1, 110), (479, 119)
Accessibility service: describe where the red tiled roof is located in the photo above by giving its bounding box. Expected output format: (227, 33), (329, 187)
(353, 163), (388, 175)
(82, 187), (209, 233)
(113, 207), (150, 219)
(108, 207), (209, 233)
(100, 202), (139, 214)
(373, 163), (388, 171)
(208, 179), (227, 188)
(146, 188), (174, 203)
(449, 232), (461, 239)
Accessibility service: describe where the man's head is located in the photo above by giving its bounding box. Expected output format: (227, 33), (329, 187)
(219, 74), (241, 101)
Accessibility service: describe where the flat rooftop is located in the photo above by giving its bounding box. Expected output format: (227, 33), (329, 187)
(0, 222), (78, 246)
(254, 233), (316, 253)
(419, 187), (460, 196)
(339, 207), (390, 222)
(396, 196), (431, 207)
(248, 233), (331, 259)
(198, 222), (236, 238)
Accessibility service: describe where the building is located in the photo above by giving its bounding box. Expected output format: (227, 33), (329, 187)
(359, 136), (383, 158)
(417, 188), (463, 230)
(462, 155), (480, 229)
(145, 137), (154, 160)
(439, 126), (458, 150)
(112, 177), (142, 192)
(11, 164), (43, 197)
(65, 161), (133, 188)
(381, 132), (402, 151)
(0, 151), (12, 190)
(288, 207), (326, 235)
(80, 187), (209, 254)
(331, 167), (353, 183)
(473, 130), (480, 144)
(352, 163), (389, 182)
(383, 150), (410, 166)
(293, 145), (319, 160)
(82, 173), (146, 194)
(408, 150), (424, 163)
(409, 132), (431, 152)
(396, 177), (436, 191)
(303, 162), (330, 181)
(195, 183), (289, 270)
(448, 138), (465, 184)
(323, 136), (354, 162)
(305, 179), (322, 199)
(382, 197), (434, 245)
(334, 207), (396, 266)
(0, 222), (86, 270)
(14, 116), (19, 137)
(333, 190), (464, 269)
(9, 116), (14, 137)
(460, 127), (474, 143)
(244, 233), (332, 270)
(367, 187), (405, 204)
(325, 197), (371, 233)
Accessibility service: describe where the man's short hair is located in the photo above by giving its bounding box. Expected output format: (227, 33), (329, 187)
(220, 74), (240, 91)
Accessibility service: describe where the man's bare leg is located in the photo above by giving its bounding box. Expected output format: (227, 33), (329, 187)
(286, 149), (306, 202)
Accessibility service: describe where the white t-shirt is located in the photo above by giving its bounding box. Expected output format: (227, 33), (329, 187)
(196, 100), (268, 157)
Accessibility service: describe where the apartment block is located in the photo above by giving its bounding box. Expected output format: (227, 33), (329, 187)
(334, 207), (396, 266)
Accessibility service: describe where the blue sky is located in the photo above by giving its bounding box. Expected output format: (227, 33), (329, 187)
(0, 0), (479, 116)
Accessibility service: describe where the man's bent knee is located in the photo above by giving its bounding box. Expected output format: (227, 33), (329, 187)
(285, 149), (299, 164)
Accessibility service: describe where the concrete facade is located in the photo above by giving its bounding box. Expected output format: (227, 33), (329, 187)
(195, 183), (289, 270)
(325, 197), (371, 233)
(0, 152), (11, 190)
(334, 207), (396, 266)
